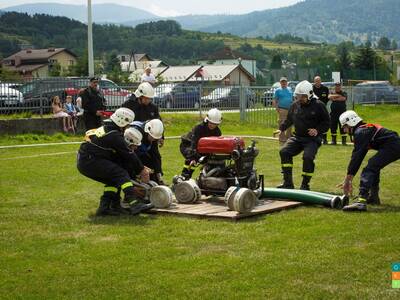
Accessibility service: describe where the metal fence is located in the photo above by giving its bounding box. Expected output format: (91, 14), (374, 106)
(1, 77), (399, 128)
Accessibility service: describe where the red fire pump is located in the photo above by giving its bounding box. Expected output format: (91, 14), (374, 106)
(173, 136), (263, 213)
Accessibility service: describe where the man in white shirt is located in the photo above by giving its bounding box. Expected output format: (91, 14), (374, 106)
(141, 66), (156, 85)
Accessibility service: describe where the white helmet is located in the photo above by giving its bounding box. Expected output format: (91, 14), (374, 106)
(294, 80), (314, 100)
(340, 110), (362, 127)
(204, 108), (222, 124)
(134, 82), (155, 98)
(144, 119), (164, 139)
(110, 108), (135, 128)
(124, 127), (143, 146)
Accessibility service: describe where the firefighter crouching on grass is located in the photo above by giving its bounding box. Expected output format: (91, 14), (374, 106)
(127, 119), (165, 184)
(277, 80), (330, 190)
(338, 110), (400, 212)
(77, 107), (152, 216)
(122, 82), (165, 184)
(176, 108), (222, 181)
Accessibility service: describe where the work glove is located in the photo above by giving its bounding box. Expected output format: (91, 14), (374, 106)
(139, 167), (151, 183)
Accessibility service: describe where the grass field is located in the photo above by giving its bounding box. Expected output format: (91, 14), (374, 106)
(1, 106), (400, 299)
(201, 33), (319, 51)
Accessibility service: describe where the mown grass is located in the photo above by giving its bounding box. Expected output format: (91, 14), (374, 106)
(0, 105), (399, 299)
(202, 34), (319, 51)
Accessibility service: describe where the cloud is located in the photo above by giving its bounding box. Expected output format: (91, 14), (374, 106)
(148, 4), (183, 17)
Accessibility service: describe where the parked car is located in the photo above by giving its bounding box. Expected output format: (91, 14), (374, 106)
(153, 83), (201, 109)
(262, 81), (298, 106)
(201, 86), (255, 109)
(353, 81), (400, 104)
(63, 78), (131, 108)
(0, 84), (24, 108)
(16, 77), (131, 112)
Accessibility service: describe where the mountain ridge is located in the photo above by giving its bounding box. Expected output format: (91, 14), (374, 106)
(2, 0), (399, 44)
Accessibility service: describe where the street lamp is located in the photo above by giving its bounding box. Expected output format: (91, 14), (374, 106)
(87, 0), (94, 77)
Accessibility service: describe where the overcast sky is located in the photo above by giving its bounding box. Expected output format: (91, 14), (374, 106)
(0, 0), (302, 16)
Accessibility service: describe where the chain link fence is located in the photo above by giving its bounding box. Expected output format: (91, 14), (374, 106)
(1, 77), (399, 128)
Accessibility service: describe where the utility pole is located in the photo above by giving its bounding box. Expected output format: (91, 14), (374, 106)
(87, 0), (94, 77)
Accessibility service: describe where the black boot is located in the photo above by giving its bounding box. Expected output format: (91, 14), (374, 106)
(342, 136), (347, 146)
(277, 169), (294, 189)
(110, 194), (129, 214)
(181, 167), (194, 180)
(367, 186), (381, 205)
(331, 135), (337, 145)
(300, 175), (311, 190)
(322, 133), (328, 145)
(96, 196), (120, 216)
(123, 193), (154, 215)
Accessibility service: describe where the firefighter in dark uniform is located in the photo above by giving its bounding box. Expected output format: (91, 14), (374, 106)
(328, 82), (348, 145)
(178, 108), (222, 180)
(338, 110), (400, 211)
(80, 77), (106, 130)
(77, 107), (152, 216)
(278, 80), (330, 190)
(128, 119), (165, 184)
(122, 82), (165, 184)
(313, 76), (330, 144)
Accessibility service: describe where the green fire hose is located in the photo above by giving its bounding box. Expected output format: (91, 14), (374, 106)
(261, 188), (349, 209)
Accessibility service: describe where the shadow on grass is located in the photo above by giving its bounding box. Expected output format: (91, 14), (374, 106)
(87, 212), (157, 226)
(368, 204), (400, 213)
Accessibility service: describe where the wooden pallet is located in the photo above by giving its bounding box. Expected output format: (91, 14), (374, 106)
(147, 197), (302, 220)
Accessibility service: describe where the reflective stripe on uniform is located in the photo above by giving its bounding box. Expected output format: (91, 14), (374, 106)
(358, 197), (367, 204)
(282, 164), (293, 168)
(302, 172), (314, 177)
(121, 181), (133, 190)
(104, 186), (118, 193)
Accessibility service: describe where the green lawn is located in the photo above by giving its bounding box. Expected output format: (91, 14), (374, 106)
(1, 106), (400, 299)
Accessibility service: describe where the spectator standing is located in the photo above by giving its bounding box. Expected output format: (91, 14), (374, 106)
(328, 82), (348, 145)
(272, 77), (293, 145)
(141, 66), (156, 85)
(79, 77), (106, 130)
(312, 76), (330, 144)
(64, 95), (78, 131)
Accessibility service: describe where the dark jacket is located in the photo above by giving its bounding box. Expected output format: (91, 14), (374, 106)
(330, 90), (347, 111)
(130, 121), (163, 173)
(78, 120), (144, 175)
(80, 87), (106, 115)
(313, 85), (330, 105)
(181, 121), (222, 159)
(347, 123), (400, 175)
(280, 98), (330, 138)
(122, 94), (161, 122)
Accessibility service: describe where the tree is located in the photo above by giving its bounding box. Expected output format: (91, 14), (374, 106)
(336, 42), (351, 79)
(105, 51), (120, 73)
(270, 54), (282, 69)
(354, 43), (376, 70)
(0, 65), (21, 81)
(391, 40), (398, 50)
(49, 62), (61, 77)
(71, 49), (88, 76)
(377, 36), (391, 50)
